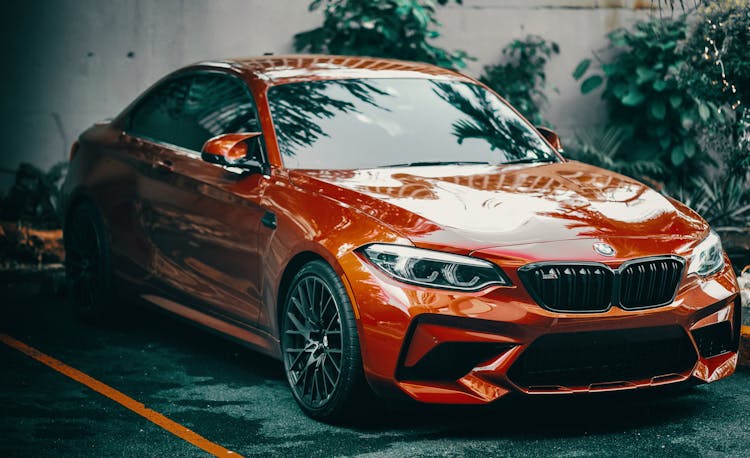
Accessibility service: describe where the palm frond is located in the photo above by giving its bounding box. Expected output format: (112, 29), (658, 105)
(666, 175), (750, 228)
(568, 126), (665, 179)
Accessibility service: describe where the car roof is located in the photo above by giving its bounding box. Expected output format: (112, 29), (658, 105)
(191, 54), (473, 86)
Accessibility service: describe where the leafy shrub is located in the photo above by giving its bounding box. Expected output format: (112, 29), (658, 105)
(574, 3), (749, 189)
(573, 17), (713, 185)
(294, 0), (470, 70)
(677, 0), (750, 178)
(479, 35), (559, 126)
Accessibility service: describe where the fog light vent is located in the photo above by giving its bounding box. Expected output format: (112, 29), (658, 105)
(692, 321), (734, 358)
(397, 342), (511, 382)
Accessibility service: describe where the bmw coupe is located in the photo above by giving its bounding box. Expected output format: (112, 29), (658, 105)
(62, 55), (742, 422)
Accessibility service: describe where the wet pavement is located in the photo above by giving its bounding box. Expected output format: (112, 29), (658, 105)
(1, 281), (749, 457)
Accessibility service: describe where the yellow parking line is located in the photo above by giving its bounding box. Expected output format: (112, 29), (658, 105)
(0, 333), (242, 457)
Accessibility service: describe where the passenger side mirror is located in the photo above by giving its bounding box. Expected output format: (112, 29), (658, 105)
(201, 132), (264, 170)
(536, 126), (563, 152)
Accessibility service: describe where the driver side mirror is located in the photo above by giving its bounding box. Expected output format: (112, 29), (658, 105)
(201, 132), (265, 171)
(536, 126), (563, 152)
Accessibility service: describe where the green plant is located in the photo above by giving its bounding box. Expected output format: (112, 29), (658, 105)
(677, 0), (750, 178)
(573, 17), (715, 185)
(294, 0), (470, 70)
(666, 175), (750, 229)
(479, 35), (559, 126)
(574, 3), (750, 187)
(566, 126), (665, 179)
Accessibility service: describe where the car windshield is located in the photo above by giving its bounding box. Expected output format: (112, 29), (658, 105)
(267, 78), (559, 170)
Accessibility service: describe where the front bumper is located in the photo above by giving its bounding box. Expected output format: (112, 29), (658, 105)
(340, 251), (741, 404)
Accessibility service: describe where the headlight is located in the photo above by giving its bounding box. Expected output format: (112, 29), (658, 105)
(687, 230), (725, 277)
(359, 244), (510, 291)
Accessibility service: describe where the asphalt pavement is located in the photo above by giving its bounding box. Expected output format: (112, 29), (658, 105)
(1, 280), (749, 457)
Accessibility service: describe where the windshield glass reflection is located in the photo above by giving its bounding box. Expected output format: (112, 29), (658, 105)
(267, 78), (558, 170)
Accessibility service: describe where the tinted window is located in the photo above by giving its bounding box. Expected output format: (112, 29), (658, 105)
(267, 78), (558, 170)
(129, 76), (193, 148)
(129, 73), (260, 152)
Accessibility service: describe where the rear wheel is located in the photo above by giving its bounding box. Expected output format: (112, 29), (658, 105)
(280, 260), (368, 422)
(64, 201), (116, 323)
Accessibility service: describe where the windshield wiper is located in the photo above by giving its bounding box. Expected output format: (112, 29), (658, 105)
(500, 157), (557, 165)
(379, 161), (491, 168)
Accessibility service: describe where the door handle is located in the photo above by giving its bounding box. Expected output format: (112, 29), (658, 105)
(261, 211), (277, 229)
(119, 132), (143, 147)
(153, 159), (173, 173)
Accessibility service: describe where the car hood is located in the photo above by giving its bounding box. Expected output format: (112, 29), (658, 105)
(289, 161), (707, 251)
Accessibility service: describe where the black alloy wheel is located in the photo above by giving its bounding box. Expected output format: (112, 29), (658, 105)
(281, 260), (368, 422)
(64, 201), (115, 322)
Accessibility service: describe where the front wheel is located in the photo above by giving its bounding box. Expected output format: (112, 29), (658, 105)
(280, 260), (369, 422)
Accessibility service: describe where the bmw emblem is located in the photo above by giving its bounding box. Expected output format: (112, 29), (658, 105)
(593, 243), (616, 257)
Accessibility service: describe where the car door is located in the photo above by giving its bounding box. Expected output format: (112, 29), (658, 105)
(127, 71), (268, 325)
(112, 75), (197, 289)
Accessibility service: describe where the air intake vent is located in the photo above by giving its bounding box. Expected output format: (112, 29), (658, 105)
(692, 321), (735, 358)
(397, 342), (512, 381)
(507, 326), (697, 388)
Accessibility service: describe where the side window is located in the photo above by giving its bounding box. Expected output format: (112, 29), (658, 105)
(129, 73), (260, 154)
(181, 74), (260, 155)
(129, 76), (194, 148)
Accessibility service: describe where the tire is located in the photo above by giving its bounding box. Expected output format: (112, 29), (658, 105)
(64, 201), (116, 323)
(280, 260), (370, 422)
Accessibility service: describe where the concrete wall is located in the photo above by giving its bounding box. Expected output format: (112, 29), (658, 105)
(0, 0), (653, 191)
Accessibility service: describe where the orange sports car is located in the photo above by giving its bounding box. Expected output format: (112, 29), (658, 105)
(62, 55), (742, 422)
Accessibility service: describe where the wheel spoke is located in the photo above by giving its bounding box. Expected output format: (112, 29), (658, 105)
(310, 280), (319, 323)
(318, 363), (329, 399)
(297, 280), (308, 313)
(288, 345), (314, 371)
(291, 294), (309, 322)
(304, 278), (316, 323)
(320, 295), (333, 324)
(322, 356), (336, 389)
(325, 312), (339, 332)
(315, 281), (325, 323)
(286, 310), (309, 339)
(326, 351), (341, 373)
(296, 350), (315, 387)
